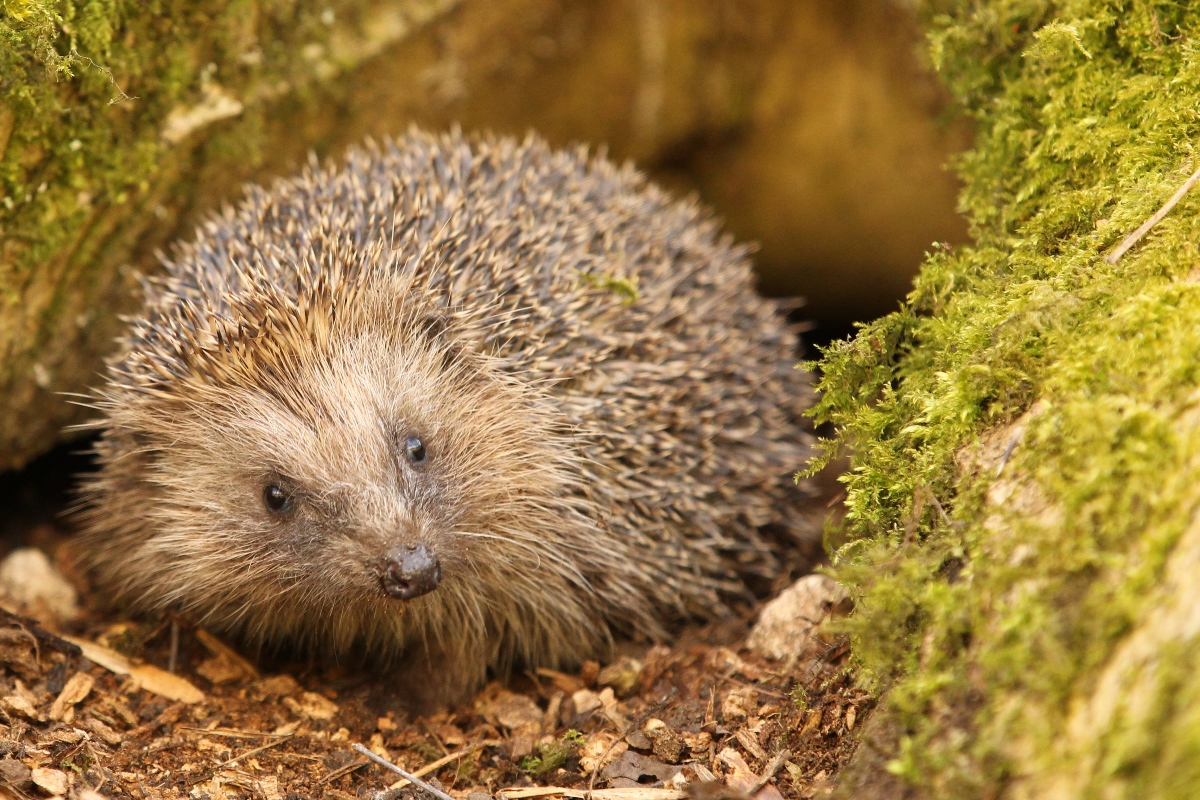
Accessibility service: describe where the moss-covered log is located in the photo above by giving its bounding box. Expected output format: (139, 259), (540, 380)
(0, 0), (966, 471)
(817, 3), (1200, 797)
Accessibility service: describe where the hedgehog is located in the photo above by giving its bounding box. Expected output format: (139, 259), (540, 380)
(76, 129), (817, 707)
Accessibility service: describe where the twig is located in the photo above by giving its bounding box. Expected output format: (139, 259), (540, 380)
(216, 736), (292, 769)
(926, 490), (954, 529)
(70, 48), (138, 104)
(322, 758), (370, 784)
(352, 743), (456, 800)
(386, 739), (499, 790)
(178, 726), (291, 739)
(748, 750), (790, 795)
(189, 734), (294, 785)
(168, 619), (179, 674)
(1107, 163), (1200, 264)
(995, 429), (1023, 478)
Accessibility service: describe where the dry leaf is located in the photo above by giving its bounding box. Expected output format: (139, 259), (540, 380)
(49, 672), (94, 721)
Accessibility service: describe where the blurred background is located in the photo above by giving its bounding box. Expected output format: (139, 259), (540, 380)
(1, 0), (969, 506)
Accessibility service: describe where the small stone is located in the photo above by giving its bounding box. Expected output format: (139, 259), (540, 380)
(252, 674), (300, 699)
(746, 574), (849, 663)
(0, 548), (79, 622)
(31, 766), (68, 796)
(195, 653), (246, 685)
(569, 688), (602, 717)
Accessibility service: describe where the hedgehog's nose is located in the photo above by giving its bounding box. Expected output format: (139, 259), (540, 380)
(381, 543), (441, 600)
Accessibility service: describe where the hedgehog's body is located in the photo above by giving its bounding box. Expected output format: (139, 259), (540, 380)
(79, 131), (815, 705)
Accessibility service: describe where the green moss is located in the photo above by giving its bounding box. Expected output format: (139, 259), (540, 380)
(812, 2), (1200, 796)
(518, 729), (584, 775)
(580, 271), (640, 305)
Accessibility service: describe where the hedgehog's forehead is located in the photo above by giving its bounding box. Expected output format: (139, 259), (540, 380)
(205, 330), (453, 429)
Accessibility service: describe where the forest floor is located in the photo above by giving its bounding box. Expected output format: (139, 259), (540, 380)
(0, 587), (869, 800)
(0, 450), (866, 800)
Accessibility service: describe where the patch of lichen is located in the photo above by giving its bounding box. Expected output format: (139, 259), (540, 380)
(811, 2), (1200, 796)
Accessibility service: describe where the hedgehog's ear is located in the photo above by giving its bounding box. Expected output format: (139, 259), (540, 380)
(417, 312), (450, 342)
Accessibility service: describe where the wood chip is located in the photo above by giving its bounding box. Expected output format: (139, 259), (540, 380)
(49, 672), (94, 721)
(2, 694), (43, 722)
(65, 635), (205, 704)
(715, 748), (784, 800)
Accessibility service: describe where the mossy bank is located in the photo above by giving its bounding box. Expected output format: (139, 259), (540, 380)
(815, 2), (1200, 797)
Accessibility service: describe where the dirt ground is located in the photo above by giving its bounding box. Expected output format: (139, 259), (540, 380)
(0, 590), (869, 800)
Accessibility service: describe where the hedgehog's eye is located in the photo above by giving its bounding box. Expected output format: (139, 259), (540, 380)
(405, 436), (427, 463)
(263, 483), (293, 514)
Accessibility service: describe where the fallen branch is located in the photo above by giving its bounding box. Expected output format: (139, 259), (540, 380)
(1106, 163), (1200, 264)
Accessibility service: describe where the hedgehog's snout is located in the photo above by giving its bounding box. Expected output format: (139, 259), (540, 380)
(379, 542), (442, 600)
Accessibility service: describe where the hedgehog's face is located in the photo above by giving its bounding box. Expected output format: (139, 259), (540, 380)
(260, 428), (440, 601)
(94, 311), (595, 653)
